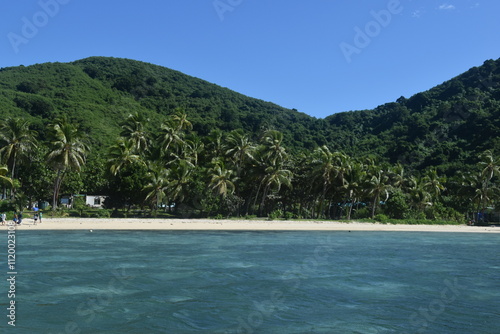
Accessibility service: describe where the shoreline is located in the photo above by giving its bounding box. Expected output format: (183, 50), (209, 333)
(3, 218), (499, 233)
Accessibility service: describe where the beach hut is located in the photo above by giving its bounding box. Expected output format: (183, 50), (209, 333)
(59, 194), (108, 209)
(85, 195), (108, 208)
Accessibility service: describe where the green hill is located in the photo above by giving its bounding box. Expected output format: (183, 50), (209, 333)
(323, 58), (500, 173)
(0, 56), (499, 172)
(0, 57), (322, 151)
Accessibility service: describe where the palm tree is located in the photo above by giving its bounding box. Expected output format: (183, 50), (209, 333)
(157, 121), (183, 158)
(183, 136), (204, 166)
(367, 169), (391, 218)
(209, 162), (236, 198)
(120, 112), (150, 154)
(478, 150), (500, 212)
(260, 130), (287, 167)
(0, 118), (37, 179)
(224, 130), (255, 174)
(310, 147), (348, 218)
(473, 186), (495, 221)
(458, 170), (491, 222)
(479, 150), (500, 185)
(143, 166), (170, 214)
(47, 117), (89, 210)
(423, 168), (446, 202)
(224, 130), (255, 215)
(259, 166), (293, 216)
(342, 161), (366, 220)
(310, 146), (336, 218)
(455, 171), (479, 215)
(206, 129), (224, 160)
(107, 138), (143, 176)
(0, 166), (13, 189)
(390, 163), (406, 190)
(407, 175), (432, 212)
(168, 159), (193, 206)
(171, 108), (192, 132)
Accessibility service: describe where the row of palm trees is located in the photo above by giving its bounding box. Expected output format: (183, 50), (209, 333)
(0, 111), (498, 220)
(107, 111), (499, 220)
(0, 117), (87, 210)
(107, 110), (294, 216)
(300, 147), (447, 219)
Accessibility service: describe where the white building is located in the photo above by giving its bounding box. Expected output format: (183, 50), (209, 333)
(60, 195), (108, 208)
(85, 195), (107, 208)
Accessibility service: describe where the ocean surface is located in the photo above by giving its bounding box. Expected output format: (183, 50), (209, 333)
(2, 230), (499, 333)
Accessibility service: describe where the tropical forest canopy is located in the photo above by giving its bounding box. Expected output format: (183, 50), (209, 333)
(0, 56), (499, 221)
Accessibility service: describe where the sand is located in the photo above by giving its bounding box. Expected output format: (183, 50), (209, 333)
(3, 218), (499, 233)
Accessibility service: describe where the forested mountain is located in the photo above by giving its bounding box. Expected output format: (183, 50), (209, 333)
(1, 56), (499, 164)
(0, 56), (498, 221)
(323, 58), (500, 173)
(0, 57), (321, 151)
(0, 56), (498, 171)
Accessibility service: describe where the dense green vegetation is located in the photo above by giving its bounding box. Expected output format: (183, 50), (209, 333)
(324, 58), (500, 173)
(0, 57), (321, 152)
(0, 56), (499, 222)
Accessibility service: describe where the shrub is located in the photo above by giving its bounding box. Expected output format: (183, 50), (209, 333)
(268, 210), (283, 221)
(374, 213), (389, 223)
(353, 207), (370, 219)
(95, 210), (111, 218)
(385, 190), (410, 219)
(404, 210), (426, 220)
(81, 209), (111, 218)
(425, 202), (465, 223)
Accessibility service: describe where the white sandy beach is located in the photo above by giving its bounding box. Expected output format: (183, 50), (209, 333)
(3, 218), (499, 232)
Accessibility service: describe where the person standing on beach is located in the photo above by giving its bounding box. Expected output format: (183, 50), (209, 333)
(13, 213), (18, 225)
(39, 211), (42, 223)
(1, 213), (5, 225)
(34, 212), (39, 225)
(18, 212), (23, 225)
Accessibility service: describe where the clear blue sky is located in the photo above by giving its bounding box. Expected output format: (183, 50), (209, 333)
(1, 0), (499, 118)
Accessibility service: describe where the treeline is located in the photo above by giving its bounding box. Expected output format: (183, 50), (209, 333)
(0, 111), (498, 222)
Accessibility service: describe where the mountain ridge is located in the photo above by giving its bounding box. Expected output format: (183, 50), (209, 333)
(0, 56), (499, 172)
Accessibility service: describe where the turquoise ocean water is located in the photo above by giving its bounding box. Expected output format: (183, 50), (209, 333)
(2, 230), (499, 333)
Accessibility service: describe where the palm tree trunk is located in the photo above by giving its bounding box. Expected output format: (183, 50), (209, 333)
(371, 193), (379, 218)
(52, 169), (63, 210)
(235, 158), (243, 217)
(8, 152), (18, 200)
(347, 197), (354, 220)
(259, 185), (270, 217)
(11, 154), (16, 179)
(318, 182), (328, 219)
(327, 199), (333, 219)
(252, 180), (263, 215)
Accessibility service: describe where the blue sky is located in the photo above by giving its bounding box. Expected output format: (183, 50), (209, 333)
(1, 0), (499, 118)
